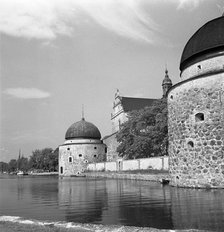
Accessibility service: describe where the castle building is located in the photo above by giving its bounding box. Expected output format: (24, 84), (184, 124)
(103, 70), (172, 161)
(59, 118), (107, 176)
(168, 16), (224, 188)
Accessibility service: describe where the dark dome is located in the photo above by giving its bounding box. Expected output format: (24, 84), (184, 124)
(180, 16), (224, 71)
(65, 118), (101, 140)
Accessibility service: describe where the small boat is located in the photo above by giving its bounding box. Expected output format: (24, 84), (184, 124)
(17, 171), (28, 176)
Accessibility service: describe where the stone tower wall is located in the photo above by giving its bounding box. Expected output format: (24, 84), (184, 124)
(59, 141), (106, 176)
(168, 73), (224, 188)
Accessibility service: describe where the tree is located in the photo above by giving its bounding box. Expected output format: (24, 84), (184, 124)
(8, 159), (17, 172)
(116, 99), (168, 159)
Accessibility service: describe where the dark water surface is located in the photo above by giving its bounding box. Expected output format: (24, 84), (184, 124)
(0, 175), (224, 231)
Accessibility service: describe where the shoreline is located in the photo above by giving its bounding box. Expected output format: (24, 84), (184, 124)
(0, 216), (206, 232)
(84, 172), (170, 183)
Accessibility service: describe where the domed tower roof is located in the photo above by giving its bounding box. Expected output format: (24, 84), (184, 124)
(180, 16), (224, 71)
(65, 118), (101, 140)
(162, 68), (172, 85)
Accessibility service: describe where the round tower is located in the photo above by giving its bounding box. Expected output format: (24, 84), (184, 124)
(59, 118), (107, 176)
(168, 16), (224, 188)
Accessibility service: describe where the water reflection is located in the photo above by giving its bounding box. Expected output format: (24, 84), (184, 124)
(58, 178), (108, 223)
(170, 187), (224, 231)
(1, 175), (224, 231)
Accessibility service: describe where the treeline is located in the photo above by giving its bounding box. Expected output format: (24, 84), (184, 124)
(0, 148), (58, 173)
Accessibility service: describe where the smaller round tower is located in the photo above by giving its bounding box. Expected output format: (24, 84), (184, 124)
(59, 118), (107, 176)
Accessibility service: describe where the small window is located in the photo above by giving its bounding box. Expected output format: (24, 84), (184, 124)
(79, 154), (82, 158)
(94, 147), (97, 150)
(195, 113), (204, 122)
(187, 141), (194, 148)
(67, 147), (70, 151)
(105, 147), (107, 153)
(170, 95), (173, 99)
(94, 154), (97, 158)
(69, 157), (72, 163)
(197, 65), (201, 70)
(60, 167), (63, 174)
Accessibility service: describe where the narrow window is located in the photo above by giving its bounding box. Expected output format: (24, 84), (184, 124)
(105, 147), (107, 153)
(187, 141), (194, 148)
(60, 167), (63, 174)
(195, 113), (204, 122)
(69, 157), (72, 163)
(79, 154), (82, 158)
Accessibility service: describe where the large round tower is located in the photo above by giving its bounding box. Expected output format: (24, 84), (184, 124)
(168, 16), (224, 188)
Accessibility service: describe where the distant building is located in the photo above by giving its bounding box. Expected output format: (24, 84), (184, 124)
(103, 70), (172, 161)
(59, 118), (107, 176)
(168, 15), (224, 188)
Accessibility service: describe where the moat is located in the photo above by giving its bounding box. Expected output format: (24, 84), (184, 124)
(0, 175), (224, 231)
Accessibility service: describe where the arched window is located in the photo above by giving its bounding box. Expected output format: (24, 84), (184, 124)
(195, 113), (204, 122)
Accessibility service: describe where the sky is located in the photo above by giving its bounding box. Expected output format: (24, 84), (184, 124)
(0, 0), (223, 162)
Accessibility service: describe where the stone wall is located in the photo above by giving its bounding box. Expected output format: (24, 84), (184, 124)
(59, 141), (106, 176)
(168, 73), (224, 188)
(103, 133), (119, 161)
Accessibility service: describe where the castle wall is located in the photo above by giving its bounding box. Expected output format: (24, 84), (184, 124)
(87, 156), (169, 172)
(168, 73), (224, 188)
(59, 141), (106, 176)
(103, 133), (119, 161)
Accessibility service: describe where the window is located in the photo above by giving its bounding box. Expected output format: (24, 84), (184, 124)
(94, 147), (97, 150)
(105, 147), (107, 153)
(187, 141), (194, 148)
(69, 157), (72, 163)
(170, 95), (173, 99)
(67, 147), (70, 151)
(195, 113), (204, 122)
(197, 65), (201, 70)
(79, 154), (82, 158)
(60, 167), (63, 174)
(94, 154), (97, 158)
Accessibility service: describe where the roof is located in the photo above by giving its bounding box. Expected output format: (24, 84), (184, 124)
(121, 97), (157, 112)
(65, 118), (101, 140)
(180, 16), (224, 71)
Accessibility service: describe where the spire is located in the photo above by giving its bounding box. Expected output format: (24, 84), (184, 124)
(162, 66), (172, 98)
(82, 104), (85, 121)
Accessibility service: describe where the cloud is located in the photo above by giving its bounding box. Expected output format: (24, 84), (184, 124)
(176, 0), (206, 9)
(0, 0), (206, 42)
(4, 88), (51, 99)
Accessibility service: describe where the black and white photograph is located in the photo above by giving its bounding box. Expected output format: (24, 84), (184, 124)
(0, 0), (224, 231)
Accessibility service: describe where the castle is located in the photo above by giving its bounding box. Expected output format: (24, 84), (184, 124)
(103, 69), (172, 161)
(168, 15), (224, 188)
(59, 15), (224, 188)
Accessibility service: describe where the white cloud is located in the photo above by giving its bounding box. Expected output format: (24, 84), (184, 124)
(4, 88), (51, 99)
(176, 0), (206, 9)
(0, 0), (206, 42)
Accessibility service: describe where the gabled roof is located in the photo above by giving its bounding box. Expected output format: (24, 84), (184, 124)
(121, 97), (158, 112)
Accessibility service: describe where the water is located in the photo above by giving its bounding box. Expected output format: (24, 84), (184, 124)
(0, 175), (224, 231)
